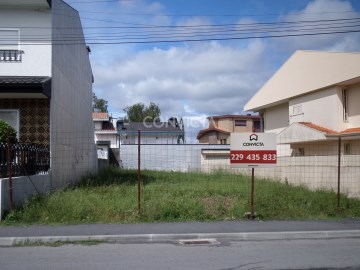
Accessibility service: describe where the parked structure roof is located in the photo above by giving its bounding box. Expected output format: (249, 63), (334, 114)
(121, 122), (183, 133)
(208, 114), (260, 120)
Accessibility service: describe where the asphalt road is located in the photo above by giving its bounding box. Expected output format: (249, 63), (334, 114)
(1, 237), (360, 270)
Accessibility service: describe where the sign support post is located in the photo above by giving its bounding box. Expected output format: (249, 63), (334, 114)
(230, 133), (277, 220)
(250, 167), (255, 218)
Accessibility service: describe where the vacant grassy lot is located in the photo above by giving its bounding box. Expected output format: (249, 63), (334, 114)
(2, 167), (360, 225)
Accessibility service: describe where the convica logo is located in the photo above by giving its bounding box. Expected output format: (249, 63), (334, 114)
(243, 142), (264, 146)
(243, 134), (264, 146)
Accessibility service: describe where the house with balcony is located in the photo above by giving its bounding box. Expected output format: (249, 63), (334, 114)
(92, 112), (121, 167)
(244, 50), (360, 156)
(0, 0), (98, 218)
(242, 50), (360, 197)
(197, 114), (262, 144)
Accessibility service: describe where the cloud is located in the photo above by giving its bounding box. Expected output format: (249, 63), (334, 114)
(91, 0), (360, 122)
(272, 0), (360, 52)
(93, 39), (272, 118)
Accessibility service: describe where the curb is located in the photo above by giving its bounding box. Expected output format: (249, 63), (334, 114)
(1, 230), (360, 247)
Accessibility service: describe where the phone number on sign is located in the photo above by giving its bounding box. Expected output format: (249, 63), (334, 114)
(230, 150), (277, 163)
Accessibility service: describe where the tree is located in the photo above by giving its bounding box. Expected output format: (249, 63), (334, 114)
(0, 120), (17, 144)
(124, 102), (161, 122)
(92, 92), (108, 113)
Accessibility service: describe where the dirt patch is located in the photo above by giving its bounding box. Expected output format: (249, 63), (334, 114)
(200, 196), (236, 217)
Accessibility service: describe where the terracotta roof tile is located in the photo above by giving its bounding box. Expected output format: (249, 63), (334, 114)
(299, 122), (360, 135)
(92, 112), (109, 120)
(197, 127), (230, 140)
(341, 128), (360, 134)
(299, 122), (338, 134)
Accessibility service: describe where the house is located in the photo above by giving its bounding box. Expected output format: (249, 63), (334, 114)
(197, 114), (262, 144)
(92, 112), (121, 167)
(0, 0), (97, 199)
(93, 112), (119, 148)
(119, 118), (185, 144)
(244, 50), (360, 156)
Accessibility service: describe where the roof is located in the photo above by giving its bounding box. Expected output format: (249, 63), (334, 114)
(121, 122), (183, 133)
(197, 127), (230, 140)
(299, 122), (338, 135)
(278, 122), (360, 144)
(0, 76), (51, 98)
(208, 114), (261, 120)
(300, 122), (360, 135)
(92, 112), (109, 120)
(245, 50), (360, 112)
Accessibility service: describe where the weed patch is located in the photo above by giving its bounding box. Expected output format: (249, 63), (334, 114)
(2, 168), (360, 225)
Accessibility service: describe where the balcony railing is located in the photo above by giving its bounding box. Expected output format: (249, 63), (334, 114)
(0, 50), (24, 62)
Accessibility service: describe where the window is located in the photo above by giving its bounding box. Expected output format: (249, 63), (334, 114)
(0, 29), (22, 62)
(234, 120), (247, 126)
(220, 139), (227, 144)
(0, 29), (20, 50)
(342, 89), (349, 122)
(253, 120), (261, 132)
(292, 104), (302, 115)
(0, 110), (19, 137)
(344, 143), (350, 155)
(292, 148), (305, 156)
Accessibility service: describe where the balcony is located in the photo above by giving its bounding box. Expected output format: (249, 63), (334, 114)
(0, 50), (24, 62)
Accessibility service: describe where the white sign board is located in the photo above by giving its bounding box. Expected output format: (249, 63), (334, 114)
(230, 133), (277, 168)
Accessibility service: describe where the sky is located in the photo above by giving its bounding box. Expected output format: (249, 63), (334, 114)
(65, 0), (360, 129)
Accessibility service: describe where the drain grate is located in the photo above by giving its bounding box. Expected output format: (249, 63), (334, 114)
(178, 238), (218, 245)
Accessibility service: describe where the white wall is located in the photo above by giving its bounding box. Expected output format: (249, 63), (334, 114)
(348, 82), (360, 129)
(0, 174), (50, 220)
(0, 6), (51, 76)
(289, 86), (343, 131)
(95, 132), (119, 148)
(264, 103), (289, 134)
(50, 0), (97, 189)
(200, 151), (360, 198)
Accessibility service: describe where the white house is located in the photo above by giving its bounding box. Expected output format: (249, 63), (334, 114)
(245, 50), (360, 156)
(0, 0), (98, 192)
(93, 112), (119, 149)
(119, 119), (185, 145)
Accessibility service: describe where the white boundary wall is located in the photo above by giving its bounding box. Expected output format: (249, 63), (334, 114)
(0, 174), (50, 219)
(201, 150), (360, 198)
(120, 144), (229, 172)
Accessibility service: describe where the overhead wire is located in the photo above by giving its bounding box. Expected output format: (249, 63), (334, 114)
(1, 5), (359, 46)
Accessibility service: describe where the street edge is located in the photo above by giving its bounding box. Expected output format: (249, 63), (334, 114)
(1, 230), (360, 247)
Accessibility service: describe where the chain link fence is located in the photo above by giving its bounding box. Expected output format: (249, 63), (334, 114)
(120, 130), (360, 207)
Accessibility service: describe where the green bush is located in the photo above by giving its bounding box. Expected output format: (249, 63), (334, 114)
(0, 119), (17, 144)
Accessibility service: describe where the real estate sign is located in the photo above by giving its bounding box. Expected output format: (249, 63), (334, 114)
(230, 133), (277, 168)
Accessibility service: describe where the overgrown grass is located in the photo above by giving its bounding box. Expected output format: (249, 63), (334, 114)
(2, 167), (360, 225)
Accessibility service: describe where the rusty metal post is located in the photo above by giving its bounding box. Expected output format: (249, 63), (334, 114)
(138, 129), (141, 214)
(250, 167), (255, 219)
(337, 137), (341, 210)
(7, 129), (13, 210)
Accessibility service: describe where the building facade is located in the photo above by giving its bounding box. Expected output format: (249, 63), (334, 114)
(0, 0), (98, 189)
(197, 114), (262, 144)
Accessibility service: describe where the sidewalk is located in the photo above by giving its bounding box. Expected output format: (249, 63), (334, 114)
(1, 219), (360, 246)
